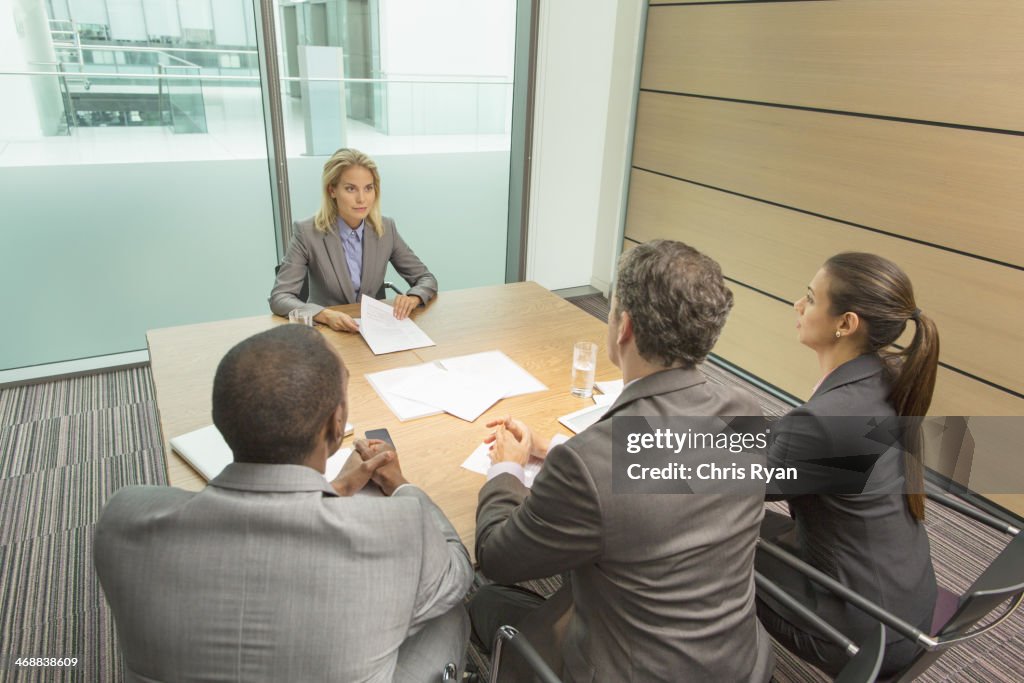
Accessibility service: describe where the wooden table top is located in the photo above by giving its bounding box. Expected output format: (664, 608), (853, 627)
(146, 282), (619, 550)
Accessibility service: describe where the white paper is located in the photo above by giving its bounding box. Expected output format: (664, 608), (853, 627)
(439, 350), (547, 398)
(359, 296), (435, 355)
(366, 350), (546, 422)
(389, 363), (506, 422)
(365, 365), (444, 421)
(593, 393), (615, 406)
(558, 403), (608, 434)
(460, 441), (542, 488)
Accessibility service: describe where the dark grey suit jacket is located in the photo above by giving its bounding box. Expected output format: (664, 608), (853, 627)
(475, 367), (775, 682)
(94, 463), (473, 683)
(762, 353), (937, 647)
(269, 216), (438, 316)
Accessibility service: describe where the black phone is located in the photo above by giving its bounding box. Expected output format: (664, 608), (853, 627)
(365, 428), (395, 448)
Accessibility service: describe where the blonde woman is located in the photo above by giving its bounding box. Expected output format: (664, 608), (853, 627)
(270, 148), (437, 332)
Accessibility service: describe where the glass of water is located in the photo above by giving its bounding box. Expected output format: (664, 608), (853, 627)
(571, 341), (598, 398)
(288, 309), (314, 326)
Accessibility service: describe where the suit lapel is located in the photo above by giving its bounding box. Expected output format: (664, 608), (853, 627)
(322, 230), (357, 303)
(361, 223), (382, 300)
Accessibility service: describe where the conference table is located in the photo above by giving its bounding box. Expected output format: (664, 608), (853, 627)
(146, 282), (619, 551)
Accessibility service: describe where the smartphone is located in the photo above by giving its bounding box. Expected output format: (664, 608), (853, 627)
(365, 428), (395, 448)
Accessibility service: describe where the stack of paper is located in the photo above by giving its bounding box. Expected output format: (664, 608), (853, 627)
(366, 350), (547, 422)
(359, 296), (435, 355)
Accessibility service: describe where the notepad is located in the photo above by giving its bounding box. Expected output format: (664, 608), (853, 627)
(171, 423), (353, 481)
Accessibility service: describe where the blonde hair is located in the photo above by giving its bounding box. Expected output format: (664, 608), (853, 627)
(314, 148), (384, 237)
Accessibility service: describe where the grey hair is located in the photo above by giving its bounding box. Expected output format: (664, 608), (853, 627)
(613, 240), (733, 368)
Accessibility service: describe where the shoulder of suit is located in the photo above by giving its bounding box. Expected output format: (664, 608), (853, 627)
(99, 485), (195, 522)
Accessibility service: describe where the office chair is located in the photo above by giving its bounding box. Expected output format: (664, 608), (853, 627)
(755, 572), (886, 683)
(489, 625), (561, 683)
(757, 492), (1024, 683)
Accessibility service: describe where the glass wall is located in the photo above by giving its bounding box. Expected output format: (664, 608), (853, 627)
(0, 0), (518, 374)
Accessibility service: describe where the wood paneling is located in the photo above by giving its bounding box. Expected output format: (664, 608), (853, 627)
(717, 285), (1024, 417)
(643, 1), (1024, 132)
(624, 169), (1024, 394)
(633, 92), (1024, 267)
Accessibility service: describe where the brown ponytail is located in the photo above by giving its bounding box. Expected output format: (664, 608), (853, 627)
(824, 253), (941, 521)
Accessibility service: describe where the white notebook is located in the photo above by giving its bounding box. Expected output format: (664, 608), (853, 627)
(170, 423), (353, 481)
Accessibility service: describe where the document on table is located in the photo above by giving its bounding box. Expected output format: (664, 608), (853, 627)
(595, 378), (623, 403)
(558, 403), (608, 434)
(359, 296), (435, 355)
(172, 423), (353, 481)
(389, 362), (506, 422)
(366, 351), (547, 422)
(460, 434), (569, 488)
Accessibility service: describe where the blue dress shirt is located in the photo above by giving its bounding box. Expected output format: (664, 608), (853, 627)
(338, 219), (365, 299)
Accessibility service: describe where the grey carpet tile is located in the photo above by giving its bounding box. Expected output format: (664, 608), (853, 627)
(0, 402), (163, 479)
(0, 368), (155, 427)
(0, 449), (164, 547)
(0, 526), (105, 644)
(3, 608), (120, 683)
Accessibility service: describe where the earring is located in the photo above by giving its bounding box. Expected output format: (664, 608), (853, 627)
(835, 330), (842, 339)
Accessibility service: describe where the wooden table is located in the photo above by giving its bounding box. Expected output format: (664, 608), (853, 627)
(147, 282), (619, 549)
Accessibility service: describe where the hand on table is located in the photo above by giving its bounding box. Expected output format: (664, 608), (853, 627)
(354, 438), (410, 496)
(331, 449), (393, 496)
(392, 294), (422, 320)
(314, 309), (360, 333)
(484, 416), (551, 462)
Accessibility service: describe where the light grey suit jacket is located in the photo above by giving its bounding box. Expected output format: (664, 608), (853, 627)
(270, 216), (438, 317)
(94, 463), (473, 683)
(475, 367), (775, 682)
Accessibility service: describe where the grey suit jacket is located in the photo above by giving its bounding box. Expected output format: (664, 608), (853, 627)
(94, 463), (473, 683)
(475, 367), (775, 683)
(762, 353), (937, 646)
(270, 216), (438, 316)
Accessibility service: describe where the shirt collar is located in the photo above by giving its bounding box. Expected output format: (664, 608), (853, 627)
(337, 218), (365, 241)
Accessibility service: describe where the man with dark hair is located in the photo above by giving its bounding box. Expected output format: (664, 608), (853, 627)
(469, 240), (774, 681)
(94, 325), (473, 682)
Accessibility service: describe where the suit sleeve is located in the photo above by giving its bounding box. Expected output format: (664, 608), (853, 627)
(765, 406), (838, 499)
(388, 222), (438, 305)
(393, 486), (473, 629)
(475, 442), (603, 584)
(269, 222), (325, 317)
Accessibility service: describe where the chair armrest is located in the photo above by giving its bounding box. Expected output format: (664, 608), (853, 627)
(490, 625), (561, 683)
(758, 539), (938, 649)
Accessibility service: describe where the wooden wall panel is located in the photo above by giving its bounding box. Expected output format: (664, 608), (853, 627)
(624, 169), (1024, 394)
(642, 1), (1024, 132)
(718, 285), (1024, 416)
(628, 1), (1024, 512)
(633, 92), (1024, 267)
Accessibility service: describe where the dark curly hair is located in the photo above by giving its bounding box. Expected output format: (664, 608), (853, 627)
(613, 240), (733, 368)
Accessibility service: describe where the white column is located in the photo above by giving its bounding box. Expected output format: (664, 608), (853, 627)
(0, 0), (64, 137)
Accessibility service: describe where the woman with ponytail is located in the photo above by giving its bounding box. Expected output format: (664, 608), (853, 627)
(756, 252), (939, 677)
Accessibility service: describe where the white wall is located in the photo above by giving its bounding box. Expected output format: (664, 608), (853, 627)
(525, 0), (645, 293)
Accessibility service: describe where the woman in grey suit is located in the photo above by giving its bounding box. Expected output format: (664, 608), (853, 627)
(270, 148), (438, 332)
(758, 252), (940, 677)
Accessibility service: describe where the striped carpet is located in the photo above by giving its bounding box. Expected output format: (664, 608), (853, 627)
(0, 296), (1020, 681)
(0, 368), (164, 682)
